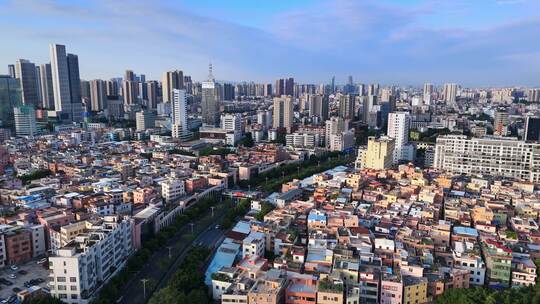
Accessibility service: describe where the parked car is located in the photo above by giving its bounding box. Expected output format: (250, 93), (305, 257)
(17, 270), (27, 275)
(8, 274), (16, 280)
(9, 265), (18, 271)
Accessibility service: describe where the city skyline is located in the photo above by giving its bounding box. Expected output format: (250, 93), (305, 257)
(1, 0), (540, 86)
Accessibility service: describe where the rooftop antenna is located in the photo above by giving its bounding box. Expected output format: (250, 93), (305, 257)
(208, 63), (214, 81)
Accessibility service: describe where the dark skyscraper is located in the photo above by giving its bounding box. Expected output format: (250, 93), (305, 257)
(15, 59), (39, 106)
(525, 116), (540, 141)
(162, 70), (184, 102)
(145, 81), (158, 109)
(0, 75), (21, 127)
(39, 63), (54, 109)
(67, 53), (81, 104)
(274, 77), (294, 96)
(223, 83), (235, 101)
(285, 77), (294, 96)
(275, 78), (284, 96)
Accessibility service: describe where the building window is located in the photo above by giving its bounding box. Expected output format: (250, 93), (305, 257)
(70, 277), (77, 282)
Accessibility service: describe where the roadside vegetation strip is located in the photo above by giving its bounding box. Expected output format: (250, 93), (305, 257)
(90, 197), (223, 304)
(260, 154), (355, 192)
(148, 247), (212, 304)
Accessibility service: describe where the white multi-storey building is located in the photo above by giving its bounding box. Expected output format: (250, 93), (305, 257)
(49, 216), (133, 304)
(171, 89), (191, 140)
(242, 231), (265, 259)
(135, 110), (154, 131)
(285, 132), (320, 148)
(452, 240), (486, 286)
(27, 224), (46, 258)
(387, 112), (414, 163)
(14, 105), (37, 137)
(221, 113), (242, 133)
(161, 178), (185, 202)
(434, 135), (540, 182)
(329, 129), (355, 152)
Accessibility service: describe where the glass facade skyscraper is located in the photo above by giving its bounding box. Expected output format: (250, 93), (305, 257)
(0, 75), (22, 128)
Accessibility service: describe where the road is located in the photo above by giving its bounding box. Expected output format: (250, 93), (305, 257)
(153, 215), (226, 292)
(117, 204), (227, 304)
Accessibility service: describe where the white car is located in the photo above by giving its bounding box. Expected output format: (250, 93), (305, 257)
(8, 274), (16, 279)
(37, 258), (48, 264)
(10, 265), (18, 271)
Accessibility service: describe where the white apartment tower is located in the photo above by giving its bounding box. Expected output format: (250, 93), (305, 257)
(272, 96), (294, 132)
(171, 89), (191, 140)
(443, 83), (458, 103)
(387, 112), (413, 163)
(423, 83), (433, 105)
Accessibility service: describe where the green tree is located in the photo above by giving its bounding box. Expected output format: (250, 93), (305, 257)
(237, 133), (254, 147)
(23, 295), (65, 304)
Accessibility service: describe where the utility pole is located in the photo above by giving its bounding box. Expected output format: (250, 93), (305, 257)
(141, 279), (149, 299)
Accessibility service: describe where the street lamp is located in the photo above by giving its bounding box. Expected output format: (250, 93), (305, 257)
(141, 279), (149, 299)
(189, 223), (194, 234)
(210, 206), (215, 217)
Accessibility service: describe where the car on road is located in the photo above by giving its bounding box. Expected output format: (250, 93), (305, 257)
(37, 258), (47, 265)
(215, 224), (220, 229)
(11, 287), (21, 293)
(9, 265), (18, 271)
(8, 274), (16, 280)
(17, 270), (27, 275)
(0, 279), (13, 286)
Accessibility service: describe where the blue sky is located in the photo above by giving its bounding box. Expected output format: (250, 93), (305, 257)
(1, 0), (540, 86)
